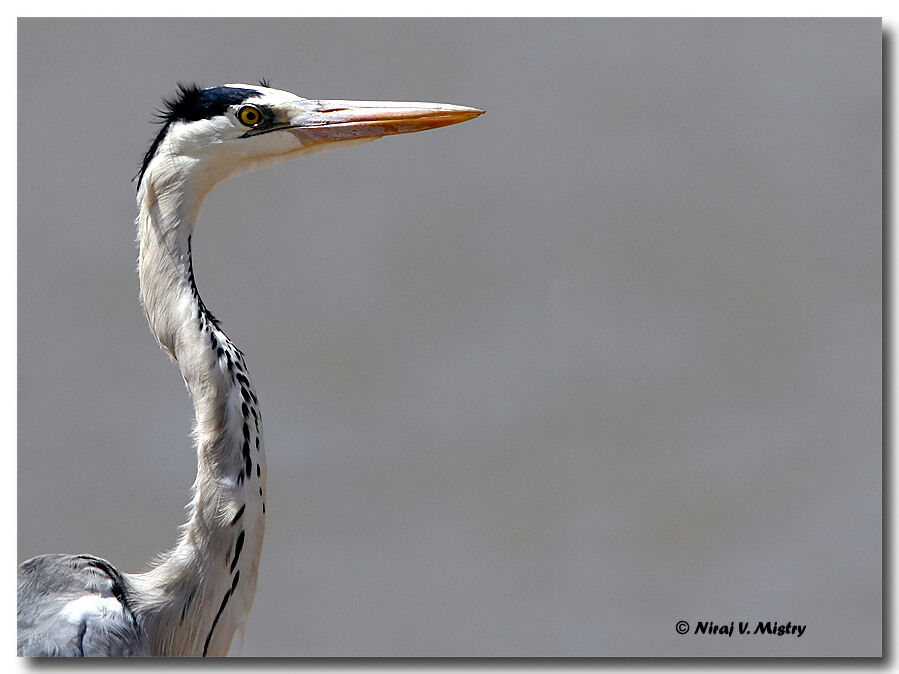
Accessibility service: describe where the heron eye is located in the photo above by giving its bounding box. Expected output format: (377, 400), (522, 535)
(238, 105), (262, 127)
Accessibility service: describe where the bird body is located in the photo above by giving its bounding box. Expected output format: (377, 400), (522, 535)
(18, 83), (482, 657)
(18, 555), (145, 656)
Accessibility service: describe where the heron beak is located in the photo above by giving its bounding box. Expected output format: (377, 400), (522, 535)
(285, 99), (484, 144)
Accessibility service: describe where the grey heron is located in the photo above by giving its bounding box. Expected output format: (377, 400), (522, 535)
(17, 82), (483, 657)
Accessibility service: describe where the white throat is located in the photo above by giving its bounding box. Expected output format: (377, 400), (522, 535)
(126, 153), (267, 657)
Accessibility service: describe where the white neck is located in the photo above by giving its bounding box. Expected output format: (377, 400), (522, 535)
(126, 159), (266, 657)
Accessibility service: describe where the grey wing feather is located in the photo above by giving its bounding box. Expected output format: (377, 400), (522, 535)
(18, 554), (146, 657)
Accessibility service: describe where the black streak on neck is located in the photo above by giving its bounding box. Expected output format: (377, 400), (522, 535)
(202, 571), (241, 657)
(187, 235), (221, 330)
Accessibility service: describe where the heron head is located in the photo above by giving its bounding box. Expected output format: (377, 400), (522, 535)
(138, 82), (483, 193)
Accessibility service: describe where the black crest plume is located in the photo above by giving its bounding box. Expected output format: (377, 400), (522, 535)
(136, 81), (266, 189)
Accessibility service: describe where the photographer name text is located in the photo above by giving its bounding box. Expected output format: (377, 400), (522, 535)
(695, 621), (805, 638)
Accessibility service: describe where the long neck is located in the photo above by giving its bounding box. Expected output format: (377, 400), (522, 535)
(127, 167), (267, 657)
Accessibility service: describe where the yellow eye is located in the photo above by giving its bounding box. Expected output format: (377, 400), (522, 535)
(238, 105), (262, 127)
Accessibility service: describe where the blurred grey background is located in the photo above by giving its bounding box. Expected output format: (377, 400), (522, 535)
(18, 19), (881, 656)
